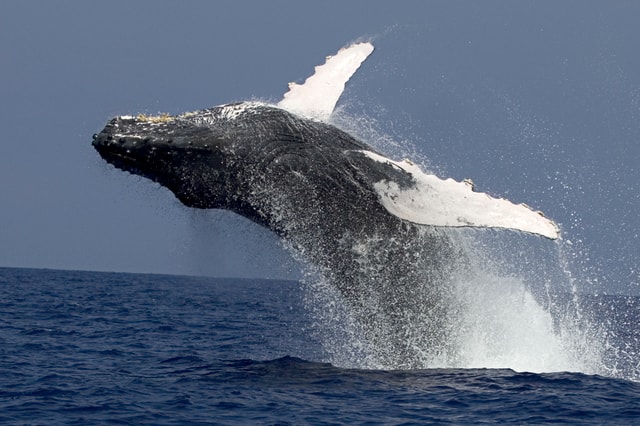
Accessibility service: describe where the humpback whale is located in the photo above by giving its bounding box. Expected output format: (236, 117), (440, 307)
(92, 42), (559, 367)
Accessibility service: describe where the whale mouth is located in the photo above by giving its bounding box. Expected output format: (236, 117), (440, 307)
(92, 130), (145, 173)
(94, 144), (143, 175)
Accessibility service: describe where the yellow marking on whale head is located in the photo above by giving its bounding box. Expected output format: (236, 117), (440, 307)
(136, 113), (173, 123)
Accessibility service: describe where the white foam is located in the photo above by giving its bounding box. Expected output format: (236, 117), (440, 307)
(278, 42), (374, 122)
(451, 272), (574, 372)
(361, 151), (560, 239)
(216, 102), (265, 121)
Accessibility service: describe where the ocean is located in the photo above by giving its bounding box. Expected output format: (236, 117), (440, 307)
(1, 266), (639, 424)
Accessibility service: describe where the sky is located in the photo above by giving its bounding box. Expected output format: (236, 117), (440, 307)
(1, 1), (639, 294)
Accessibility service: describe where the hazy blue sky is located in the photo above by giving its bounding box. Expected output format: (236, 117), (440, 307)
(1, 1), (639, 294)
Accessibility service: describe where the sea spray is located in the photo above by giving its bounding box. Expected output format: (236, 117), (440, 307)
(301, 227), (607, 373)
(300, 109), (599, 371)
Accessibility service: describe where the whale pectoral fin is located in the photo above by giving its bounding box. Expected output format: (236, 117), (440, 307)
(358, 151), (560, 240)
(278, 42), (374, 122)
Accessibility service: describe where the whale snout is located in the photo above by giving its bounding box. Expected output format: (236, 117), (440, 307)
(91, 116), (163, 177)
(92, 117), (134, 148)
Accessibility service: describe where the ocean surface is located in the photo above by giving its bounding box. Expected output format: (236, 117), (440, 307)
(1, 266), (639, 425)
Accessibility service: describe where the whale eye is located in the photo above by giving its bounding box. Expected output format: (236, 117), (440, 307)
(92, 133), (98, 140)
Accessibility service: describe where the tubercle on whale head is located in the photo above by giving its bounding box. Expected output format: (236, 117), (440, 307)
(91, 112), (224, 153)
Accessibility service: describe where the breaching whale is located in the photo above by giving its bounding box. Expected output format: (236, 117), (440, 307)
(92, 42), (559, 367)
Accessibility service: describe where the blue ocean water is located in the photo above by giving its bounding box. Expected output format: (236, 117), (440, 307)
(1, 267), (639, 424)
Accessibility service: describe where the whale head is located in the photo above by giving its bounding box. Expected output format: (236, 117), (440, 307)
(92, 102), (368, 224)
(93, 109), (230, 210)
(93, 103), (291, 210)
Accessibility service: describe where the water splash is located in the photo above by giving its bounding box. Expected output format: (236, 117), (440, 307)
(302, 227), (607, 374)
(298, 109), (609, 375)
(448, 264), (602, 373)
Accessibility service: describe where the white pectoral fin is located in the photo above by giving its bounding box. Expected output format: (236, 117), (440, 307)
(362, 151), (560, 239)
(277, 42), (374, 122)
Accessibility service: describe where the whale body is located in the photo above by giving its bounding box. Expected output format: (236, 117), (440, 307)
(92, 42), (559, 367)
